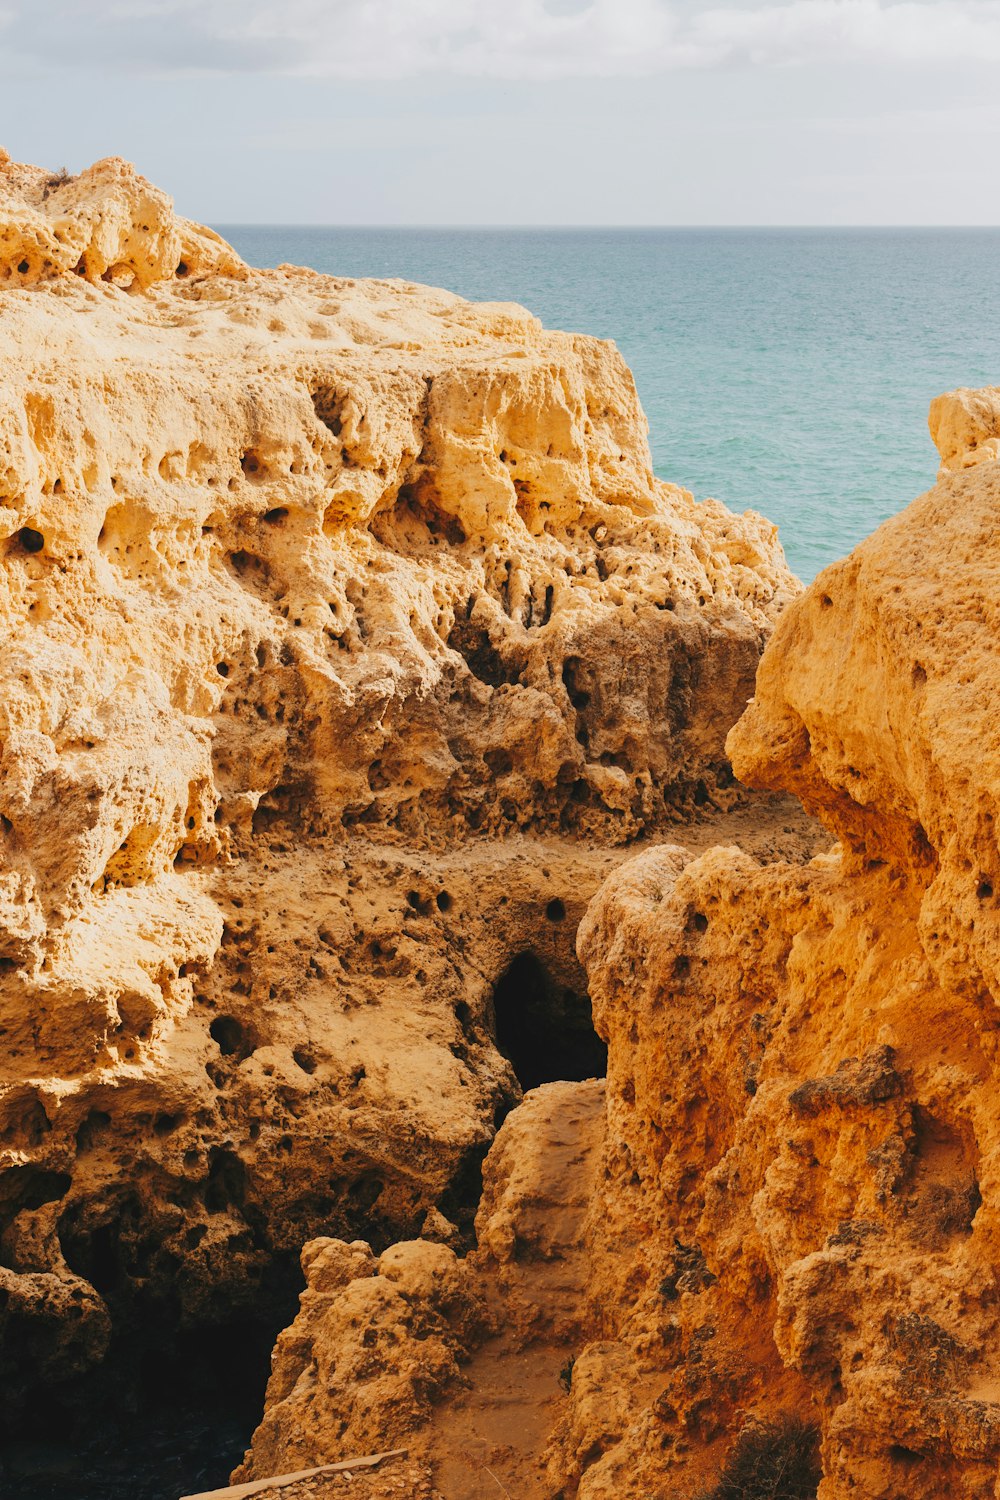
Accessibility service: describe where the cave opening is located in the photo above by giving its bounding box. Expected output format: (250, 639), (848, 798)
(492, 950), (607, 1092)
(2, 942), (605, 1498)
(0, 1313), (287, 1500)
(0, 1210), (305, 1500)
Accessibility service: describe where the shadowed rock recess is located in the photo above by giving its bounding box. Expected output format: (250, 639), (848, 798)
(0, 152), (829, 1495)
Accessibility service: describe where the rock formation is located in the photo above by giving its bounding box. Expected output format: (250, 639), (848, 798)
(0, 149), (808, 1438)
(240, 411), (1000, 1500)
(928, 384), (1000, 472)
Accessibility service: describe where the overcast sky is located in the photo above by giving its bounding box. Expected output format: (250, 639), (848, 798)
(2, 0), (1000, 224)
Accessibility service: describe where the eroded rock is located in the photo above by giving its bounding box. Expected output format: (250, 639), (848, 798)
(244, 397), (1000, 1499)
(553, 413), (1000, 1499)
(0, 150), (803, 1419)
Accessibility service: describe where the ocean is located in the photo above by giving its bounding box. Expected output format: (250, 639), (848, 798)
(218, 227), (1000, 583)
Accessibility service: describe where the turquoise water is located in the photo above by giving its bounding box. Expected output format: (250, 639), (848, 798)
(218, 227), (1000, 581)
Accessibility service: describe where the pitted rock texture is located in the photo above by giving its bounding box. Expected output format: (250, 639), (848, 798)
(234, 1235), (490, 1483)
(242, 398), (1000, 1500)
(553, 414), (1000, 1499)
(0, 151), (243, 288)
(0, 152), (803, 1412)
(238, 1081), (611, 1500)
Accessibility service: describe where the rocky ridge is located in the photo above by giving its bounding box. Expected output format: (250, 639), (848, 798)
(239, 406), (1000, 1500)
(0, 149), (809, 1453)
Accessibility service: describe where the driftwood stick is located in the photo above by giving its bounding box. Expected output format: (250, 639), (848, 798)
(178, 1448), (409, 1500)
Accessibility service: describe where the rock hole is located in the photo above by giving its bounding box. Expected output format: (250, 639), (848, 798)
(75, 1109), (111, 1152)
(888, 1444), (925, 1468)
(455, 1000), (474, 1036)
(205, 1148), (247, 1213)
(60, 1214), (121, 1295)
(262, 507), (288, 525)
(16, 526), (44, 554)
(546, 898), (566, 922)
(311, 386), (345, 437)
(346, 1174), (383, 1214)
(562, 657), (590, 710)
(447, 620), (519, 687)
(491, 952), (606, 1092)
(436, 890), (453, 913)
(209, 1015), (247, 1057)
(0, 1096), (50, 1147)
(50, 1206), (303, 1498)
(0, 1164), (70, 1215)
(484, 747), (514, 775)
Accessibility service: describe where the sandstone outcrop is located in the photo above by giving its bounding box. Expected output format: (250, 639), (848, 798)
(241, 404), (1000, 1500)
(0, 148), (805, 1429)
(0, 152), (243, 288)
(553, 411), (1000, 1499)
(237, 1235), (489, 1481)
(238, 1080), (609, 1500)
(928, 384), (1000, 471)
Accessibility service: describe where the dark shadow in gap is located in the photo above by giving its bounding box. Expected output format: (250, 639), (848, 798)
(492, 951), (607, 1092)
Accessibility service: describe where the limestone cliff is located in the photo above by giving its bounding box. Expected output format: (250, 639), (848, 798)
(548, 404), (1000, 1499)
(241, 400), (1000, 1500)
(0, 151), (801, 1421)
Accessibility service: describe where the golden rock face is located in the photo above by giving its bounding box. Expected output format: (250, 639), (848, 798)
(560, 430), (1000, 1498)
(0, 153), (797, 1421)
(0, 153), (244, 287)
(239, 405), (1000, 1500)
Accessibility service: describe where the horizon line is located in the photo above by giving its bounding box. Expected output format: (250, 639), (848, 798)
(212, 222), (1000, 232)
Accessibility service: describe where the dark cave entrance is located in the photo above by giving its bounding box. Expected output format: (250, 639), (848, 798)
(0, 1241), (304, 1500)
(0, 1316), (293, 1500)
(1, 948), (606, 1500)
(492, 951), (607, 1092)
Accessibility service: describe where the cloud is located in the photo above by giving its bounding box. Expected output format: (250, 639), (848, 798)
(4, 0), (1000, 78)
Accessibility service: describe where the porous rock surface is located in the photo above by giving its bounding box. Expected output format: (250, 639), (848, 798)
(929, 384), (1000, 472)
(243, 406), (1000, 1500)
(556, 417), (1000, 1499)
(238, 1080), (609, 1499)
(236, 1235), (489, 1480)
(0, 152), (799, 1410)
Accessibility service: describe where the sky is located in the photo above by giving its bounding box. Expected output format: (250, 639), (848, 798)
(1, 0), (1000, 224)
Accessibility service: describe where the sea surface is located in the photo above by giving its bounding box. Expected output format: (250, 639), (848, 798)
(219, 226), (1000, 582)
